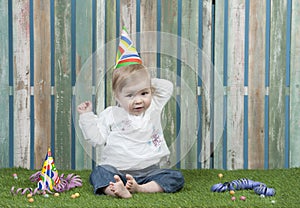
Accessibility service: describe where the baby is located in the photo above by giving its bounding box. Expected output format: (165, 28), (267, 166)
(77, 27), (184, 198)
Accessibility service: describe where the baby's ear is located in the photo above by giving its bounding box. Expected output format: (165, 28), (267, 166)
(114, 96), (121, 106)
(151, 86), (155, 94)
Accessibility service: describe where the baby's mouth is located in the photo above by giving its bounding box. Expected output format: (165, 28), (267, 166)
(133, 106), (144, 112)
(134, 106), (143, 110)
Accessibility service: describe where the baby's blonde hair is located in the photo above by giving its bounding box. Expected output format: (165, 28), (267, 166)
(112, 64), (151, 96)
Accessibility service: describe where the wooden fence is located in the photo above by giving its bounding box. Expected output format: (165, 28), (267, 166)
(0, 0), (299, 170)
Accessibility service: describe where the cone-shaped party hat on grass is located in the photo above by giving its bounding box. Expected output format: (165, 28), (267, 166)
(37, 148), (60, 191)
(11, 148), (83, 196)
(114, 26), (142, 69)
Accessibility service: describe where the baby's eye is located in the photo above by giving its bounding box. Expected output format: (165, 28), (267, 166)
(141, 91), (150, 96)
(126, 94), (133, 98)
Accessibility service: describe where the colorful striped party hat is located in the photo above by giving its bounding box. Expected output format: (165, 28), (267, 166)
(114, 27), (142, 69)
(37, 148), (60, 191)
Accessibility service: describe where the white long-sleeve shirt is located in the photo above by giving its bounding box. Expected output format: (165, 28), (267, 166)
(78, 78), (173, 171)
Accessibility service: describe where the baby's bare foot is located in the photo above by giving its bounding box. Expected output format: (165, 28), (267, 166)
(109, 175), (132, 198)
(125, 174), (139, 193)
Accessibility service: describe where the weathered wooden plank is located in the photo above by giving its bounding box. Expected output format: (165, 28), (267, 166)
(290, 0), (300, 168)
(33, 0), (51, 169)
(75, 0), (93, 170)
(94, 0), (106, 165)
(248, 0), (266, 169)
(0, 0), (9, 168)
(180, 0), (199, 169)
(120, 0), (136, 33)
(140, 0), (157, 71)
(160, 0), (178, 168)
(54, 0), (72, 169)
(104, 0), (116, 106)
(13, 0), (31, 168)
(213, 0), (225, 169)
(269, 0), (286, 169)
(200, 0), (213, 169)
(227, 0), (245, 170)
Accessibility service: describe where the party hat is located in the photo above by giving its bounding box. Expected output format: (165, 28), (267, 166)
(114, 26), (142, 69)
(37, 148), (60, 191)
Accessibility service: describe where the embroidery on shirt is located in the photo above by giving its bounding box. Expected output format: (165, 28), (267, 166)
(151, 128), (162, 147)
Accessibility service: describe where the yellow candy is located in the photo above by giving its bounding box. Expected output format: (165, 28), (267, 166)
(54, 193), (60, 197)
(229, 190), (235, 195)
(218, 173), (223, 179)
(28, 198), (34, 203)
(74, 193), (80, 198)
(71, 194), (76, 199)
(27, 193), (32, 198)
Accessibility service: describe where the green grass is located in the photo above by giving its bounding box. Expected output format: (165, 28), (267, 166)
(0, 167), (299, 207)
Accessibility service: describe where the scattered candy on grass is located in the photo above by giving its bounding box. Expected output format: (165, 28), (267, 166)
(218, 173), (223, 179)
(28, 198), (34, 203)
(74, 192), (80, 198)
(271, 200), (276, 204)
(231, 196), (236, 201)
(240, 196), (246, 201)
(54, 193), (60, 197)
(260, 194), (265, 198)
(71, 194), (76, 199)
(27, 193), (32, 198)
(44, 194), (49, 198)
(229, 190), (235, 195)
(13, 173), (18, 179)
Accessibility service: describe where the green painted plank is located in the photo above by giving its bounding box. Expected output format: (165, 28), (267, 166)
(248, 0), (266, 169)
(269, 0), (287, 169)
(75, 0), (93, 170)
(226, 0), (245, 170)
(213, 0), (225, 169)
(13, 0), (31, 168)
(160, 0), (178, 168)
(290, 0), (300, 168)
(0, 0), (9, 168)
(54, 0), (72, 169)
(33, 0), (51, 169)
(180, 0), (199, 169)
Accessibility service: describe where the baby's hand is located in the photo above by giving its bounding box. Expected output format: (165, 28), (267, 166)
(77, 101), (93, 114)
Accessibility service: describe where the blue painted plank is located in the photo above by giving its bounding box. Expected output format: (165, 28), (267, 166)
(243, 0), (250, 170)
(197, 0), (203, 169)
(29, 0), (35, 170)
(284, 0), (292, 168)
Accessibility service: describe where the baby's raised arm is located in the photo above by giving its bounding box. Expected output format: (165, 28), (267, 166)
(77, 101), (106, 147)
(77, 101), (93, 114)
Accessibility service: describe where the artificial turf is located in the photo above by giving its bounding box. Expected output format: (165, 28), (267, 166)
(0, 167), (298, 207)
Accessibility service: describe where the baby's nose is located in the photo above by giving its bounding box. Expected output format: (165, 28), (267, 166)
(133, 96), (143, 104)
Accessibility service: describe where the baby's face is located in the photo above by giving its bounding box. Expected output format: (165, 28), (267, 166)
(116, 76), (152, 116)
